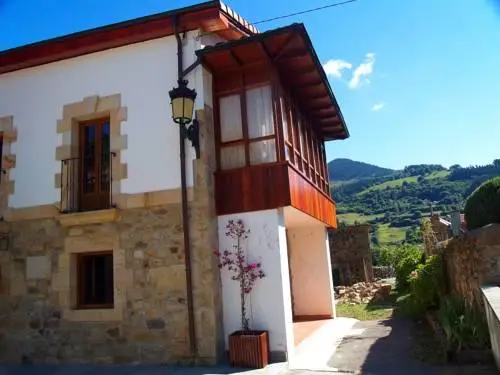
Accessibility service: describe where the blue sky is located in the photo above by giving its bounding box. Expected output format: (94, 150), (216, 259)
(1, 0), (500, 169)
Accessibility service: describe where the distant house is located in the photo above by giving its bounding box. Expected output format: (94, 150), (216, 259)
(430, 212), (467, 242)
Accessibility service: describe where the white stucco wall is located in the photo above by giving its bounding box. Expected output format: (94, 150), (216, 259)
(218, 209), (295, 359)
(0, 30), (214, 208)
(288, 225), (335, 317)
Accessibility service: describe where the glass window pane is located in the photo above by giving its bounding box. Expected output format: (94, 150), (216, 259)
(247, 86), (274, 139)
(100, 121), (110, 192)
(220, 144), (245, 170)
(280, 97), (289, 141)
(219, 95), (243, 142)
(298, 119), (305, 156)
(249, 139), (277, 165)
(83, 125), (96, 194)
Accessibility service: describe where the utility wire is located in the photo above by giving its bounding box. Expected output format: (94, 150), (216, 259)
(251, 0), (359, 25)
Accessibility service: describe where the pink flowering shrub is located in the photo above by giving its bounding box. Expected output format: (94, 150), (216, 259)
(214, 219), (265, 331)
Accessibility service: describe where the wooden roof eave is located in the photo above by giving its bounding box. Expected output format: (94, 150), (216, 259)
(0, 1), (255, 75)
(196, 23), (350, 141)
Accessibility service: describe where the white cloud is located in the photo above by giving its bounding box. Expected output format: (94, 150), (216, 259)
(349, 52), (376, 89)
(323, 59), (352, 79)
(371, 102), (385, 111)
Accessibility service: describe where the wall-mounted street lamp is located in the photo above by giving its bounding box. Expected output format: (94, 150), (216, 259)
(169, 79), (200, 159)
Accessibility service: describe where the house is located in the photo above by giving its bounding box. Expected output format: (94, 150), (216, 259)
(0, 0), (349, 365)
(430, 212), (467, 241)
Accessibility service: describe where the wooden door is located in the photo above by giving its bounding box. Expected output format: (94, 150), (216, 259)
(79, 118), (111, 212)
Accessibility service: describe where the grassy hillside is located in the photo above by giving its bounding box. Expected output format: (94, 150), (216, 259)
(360, 176), (419, 193)
(332, 159), (500, 246)
(328, 158), (395, 181)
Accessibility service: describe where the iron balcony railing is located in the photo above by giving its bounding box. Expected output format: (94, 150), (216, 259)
(59, 152), (116, 213)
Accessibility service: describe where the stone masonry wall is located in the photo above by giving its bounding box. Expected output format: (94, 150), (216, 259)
(443, 223), (500, 312)
(0, 205), (197, 364)
(0, 103), (223, 365)
(329, 224), (374, 286)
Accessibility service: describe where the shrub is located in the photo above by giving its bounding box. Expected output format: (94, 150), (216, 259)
(395, 293), (424, 318)
(393, 245), (424, 291)
(464, 176), (500, 230)
(409, 255), (446, 311)
(437, 296), (490, 351)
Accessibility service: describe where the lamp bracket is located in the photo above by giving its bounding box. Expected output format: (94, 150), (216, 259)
(186, 119), (200, 159)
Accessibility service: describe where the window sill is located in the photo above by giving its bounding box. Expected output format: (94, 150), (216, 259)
(56, 208), (120, 227)
(63, 306), (122, 322)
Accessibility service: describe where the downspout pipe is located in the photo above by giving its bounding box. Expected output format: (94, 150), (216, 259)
(174, 15), (197, 362)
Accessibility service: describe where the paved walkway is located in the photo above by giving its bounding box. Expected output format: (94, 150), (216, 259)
(0, 363), (286, 375)
(0, 317), (497, 375)
(328, 317), (498, 375)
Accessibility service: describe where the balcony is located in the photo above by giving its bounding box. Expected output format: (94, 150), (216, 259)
(57, 153), (119, 226)
(215, 162), (336, 227)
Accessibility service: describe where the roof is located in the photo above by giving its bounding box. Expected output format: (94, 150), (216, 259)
(0, 1), (257, 75)
(196, 23), (349, 141)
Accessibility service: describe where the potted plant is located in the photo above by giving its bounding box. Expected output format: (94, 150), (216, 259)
(214, 219), (268, 369)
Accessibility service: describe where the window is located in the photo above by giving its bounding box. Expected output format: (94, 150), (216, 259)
(78, 118), (112, 212)
(246, 86), (273, 139)
(246, 86), (276, 165)
(77, 251), (114, 309)
(219, 95), (245, 170)
(220, 95), (243, 142)
(218, 85), (276, 170)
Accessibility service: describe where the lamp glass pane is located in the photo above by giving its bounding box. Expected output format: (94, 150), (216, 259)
(171, 97), (185, 122)
(183, 97), (195, 122)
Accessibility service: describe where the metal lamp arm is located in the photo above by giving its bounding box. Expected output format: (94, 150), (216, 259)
(186, 119), (200, 159)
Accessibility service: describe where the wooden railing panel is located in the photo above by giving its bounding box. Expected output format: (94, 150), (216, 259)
(215, 163), (290, 216)
(214, 163), (336, 227)
(288, 166), (336, 227)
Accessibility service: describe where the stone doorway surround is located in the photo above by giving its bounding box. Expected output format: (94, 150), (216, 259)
(54, 94), (128, 212)
(0, 116), (17, 218)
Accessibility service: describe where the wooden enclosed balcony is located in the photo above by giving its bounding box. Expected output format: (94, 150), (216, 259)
(197, 23), (349, 228)
(216, 162), (337, 227)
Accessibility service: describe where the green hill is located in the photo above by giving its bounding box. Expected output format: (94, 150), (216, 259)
(331, 159), (500, 245)
(328, 158), (395, 181)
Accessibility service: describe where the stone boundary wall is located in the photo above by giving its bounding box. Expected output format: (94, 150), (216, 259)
(443, 224), (500, 312)
(482, 285), (500, 372)
(329, 224), (373, 286)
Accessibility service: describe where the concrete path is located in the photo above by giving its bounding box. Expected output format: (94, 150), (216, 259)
(0, 317), (497, 375)
(0, 363), (287, 375)
(329, 317), (441, 374)
(328, 317), (498, 375)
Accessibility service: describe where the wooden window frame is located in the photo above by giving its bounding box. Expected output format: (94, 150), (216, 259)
(76, 250), (114, 310)
(277, 82), (331, 195)
(77, 117), (112, 212)
(214, 73), (332, 196)
(0, 134), (4, 184)
(216, 82), (278, 171)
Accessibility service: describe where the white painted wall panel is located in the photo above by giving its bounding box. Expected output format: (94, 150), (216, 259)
(0, 31), (205, 208)
(218, 209), (294, 359)
(288, 225), (335, 317)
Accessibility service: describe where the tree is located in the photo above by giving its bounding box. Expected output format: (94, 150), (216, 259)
(464, 177), (500, 229)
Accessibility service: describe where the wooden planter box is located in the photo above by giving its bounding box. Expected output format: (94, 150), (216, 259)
(228, 330), (269, 368)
